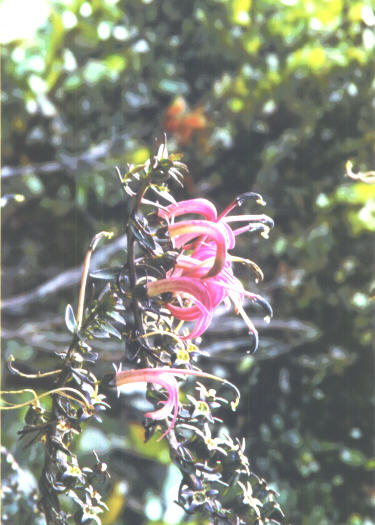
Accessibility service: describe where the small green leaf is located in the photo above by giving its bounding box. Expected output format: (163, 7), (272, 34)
(107, 310), (127, 325)
(100, 321), (122, 340)
(149, 185), (176, 204)
(89, 328), (111, 339)
(65, 304), (77, 333)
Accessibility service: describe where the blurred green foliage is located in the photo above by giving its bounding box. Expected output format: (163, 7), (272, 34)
(1, 0), (374, 524)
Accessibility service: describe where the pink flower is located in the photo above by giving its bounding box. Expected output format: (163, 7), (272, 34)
(147, 277), (213, 339)
(168, 219), (233, 278)
(147, 194), (273, 349)
(158, 198), (218, 222)
(115, 367), (237, 439)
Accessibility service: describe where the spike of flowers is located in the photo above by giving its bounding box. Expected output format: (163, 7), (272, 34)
(114, 367), (239, 440)
(146, 195), (273, 350)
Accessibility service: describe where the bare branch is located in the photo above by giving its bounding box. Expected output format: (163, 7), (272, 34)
(2, 234), (126, 313)
(1, 134), (130, 179)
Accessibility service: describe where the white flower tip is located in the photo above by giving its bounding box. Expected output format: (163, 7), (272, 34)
(157, 142), (168, 160)
(112, 362), (122, 373)
(345, 160), (353, 173)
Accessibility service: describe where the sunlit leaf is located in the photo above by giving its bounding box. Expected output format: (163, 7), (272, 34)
(65, 304), (77, 333)
(231, 0), (252, 25)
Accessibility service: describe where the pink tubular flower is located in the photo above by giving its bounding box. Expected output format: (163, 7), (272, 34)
(147, 276), (213, 339)
(168, 220), (233, 278)
(147, 193), (273, 349)
(115, 367), (238, 440)
(158, 198), (218, 222)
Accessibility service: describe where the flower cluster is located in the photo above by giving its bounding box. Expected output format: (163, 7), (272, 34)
(2, 141), (284, 525)
(114, 367), (239, 440)
(147, 194), (273, 350)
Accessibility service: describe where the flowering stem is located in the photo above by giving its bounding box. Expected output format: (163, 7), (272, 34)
(126, 179), (150, 336)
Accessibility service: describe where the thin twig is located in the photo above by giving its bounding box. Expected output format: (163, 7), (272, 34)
(345, 160), (375, 184)
(76, 231), (113, 330)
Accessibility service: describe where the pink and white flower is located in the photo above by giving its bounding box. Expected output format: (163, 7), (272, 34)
(115, 367), (237, 439)
(147, 276), (213, 340)
(147, 194), (273, 349)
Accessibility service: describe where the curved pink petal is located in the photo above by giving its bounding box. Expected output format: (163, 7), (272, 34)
(159, 198), (218, 222)
(144, 374), (179, 438)
(147, 276), (213, 339)
(147, 276), (211, 310)
(166, 303), (212, 340)
(174, 254), (214, 279)
(166, 303), (203, 321)
(169, 220), (228, 278)
(149, 194), (271, 347)
(115, 369), (179, 439)
(166, 303), (213, 339)
(115, 368), (231, 439)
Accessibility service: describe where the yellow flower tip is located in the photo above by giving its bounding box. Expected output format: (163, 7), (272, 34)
(231, 398), (239, 411)
(196, 400), (210, 414)
(14, 194), (25, 202)
(187, 342), (198, 353)
(89, 231), (114, 251)
(256, 197), (266, 206)
(261, 227), (270, 239)
(345, 160), (353, 173)
(176, 348), (190, 363)
(264, 315), (271, 324)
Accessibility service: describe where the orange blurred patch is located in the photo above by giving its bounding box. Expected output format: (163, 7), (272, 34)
(164, 96), (208, 144)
